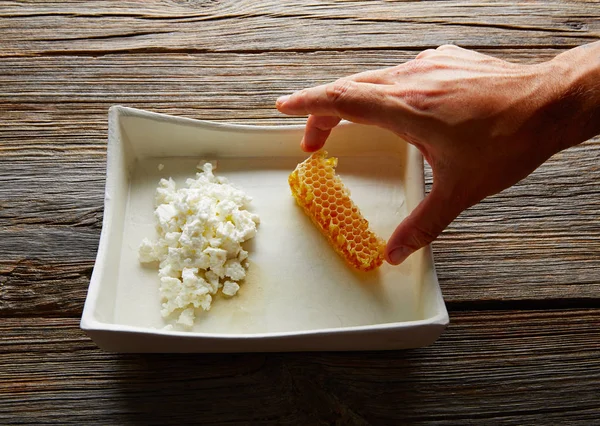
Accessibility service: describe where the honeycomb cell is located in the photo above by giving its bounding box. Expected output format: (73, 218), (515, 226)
(288, 150), (386, 271)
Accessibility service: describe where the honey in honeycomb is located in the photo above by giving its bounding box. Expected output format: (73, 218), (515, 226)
(289, 151), (386, 271)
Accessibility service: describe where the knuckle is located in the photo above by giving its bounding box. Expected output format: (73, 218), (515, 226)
(326, 78), (353, 105)
(396, 58), (451, 78)
(415, 49), (436, 59)
(402, 58), (436, 75)
(437, 44), (458, 51)
(296, 88), (310, 102)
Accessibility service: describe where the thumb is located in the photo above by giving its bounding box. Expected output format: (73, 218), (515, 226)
(385, 186), (461, 265)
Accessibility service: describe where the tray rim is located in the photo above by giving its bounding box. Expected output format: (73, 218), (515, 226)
(80, 105), (449, 345)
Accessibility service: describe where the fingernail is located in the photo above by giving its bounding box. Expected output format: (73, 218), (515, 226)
(388, 247), (412, 265)
(276, 95), (291, 106)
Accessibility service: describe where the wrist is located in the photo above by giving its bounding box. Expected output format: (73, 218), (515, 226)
(547, 42), (600, 151)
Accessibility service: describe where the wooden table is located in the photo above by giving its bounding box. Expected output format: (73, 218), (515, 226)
(1, 1), (599, 423)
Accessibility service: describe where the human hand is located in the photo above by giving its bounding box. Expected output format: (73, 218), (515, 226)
(276, 43), (600, 265)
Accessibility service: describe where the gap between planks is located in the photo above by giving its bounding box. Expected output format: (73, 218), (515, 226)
(0, 44), (588, 59)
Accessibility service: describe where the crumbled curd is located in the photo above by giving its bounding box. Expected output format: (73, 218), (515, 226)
(139, 161), (259, 328)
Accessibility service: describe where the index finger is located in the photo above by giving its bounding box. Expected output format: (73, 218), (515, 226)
(301, 114), (342, 152)
(276, 78), (391, 128)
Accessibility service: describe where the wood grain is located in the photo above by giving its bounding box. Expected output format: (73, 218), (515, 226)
(1, 1), (598, 57)
(1, 310), (599, 424)
(1, 1), (599, 423)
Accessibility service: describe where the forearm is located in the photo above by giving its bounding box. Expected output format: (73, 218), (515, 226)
(550, 41), (600, 151)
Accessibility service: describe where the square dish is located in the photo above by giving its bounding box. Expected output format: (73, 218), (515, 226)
(81, 106), (448, 352)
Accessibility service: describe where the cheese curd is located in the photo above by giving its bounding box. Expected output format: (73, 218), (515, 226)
(139, 161), (259, 328)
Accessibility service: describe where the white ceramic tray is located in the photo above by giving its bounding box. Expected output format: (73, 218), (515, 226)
(80, 106), (448, 352)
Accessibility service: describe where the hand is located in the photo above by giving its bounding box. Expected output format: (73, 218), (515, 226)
(276, 43), (600, 265)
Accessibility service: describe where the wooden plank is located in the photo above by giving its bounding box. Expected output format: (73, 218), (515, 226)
(0, 310), (599, 424)
(0, 259), (93, 318)
(0, 50), (566, 108)
(1, 1), (598, 423)
(0, 1), (598, 56)
(0, 52), (599, 317)
(430, 140), (600, 304)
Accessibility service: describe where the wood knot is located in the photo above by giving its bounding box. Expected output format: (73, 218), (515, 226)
(565, 21), (586, 31)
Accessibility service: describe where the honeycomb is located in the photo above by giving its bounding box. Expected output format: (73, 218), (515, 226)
(289, 151), (386, 271)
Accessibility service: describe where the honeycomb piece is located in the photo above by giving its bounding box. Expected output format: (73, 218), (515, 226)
(289, 151), (386, 271)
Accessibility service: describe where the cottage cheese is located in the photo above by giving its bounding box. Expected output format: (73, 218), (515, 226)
(139, 161), (259, 328)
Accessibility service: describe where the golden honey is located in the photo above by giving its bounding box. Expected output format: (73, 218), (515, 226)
(289, 151), (386, 271)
